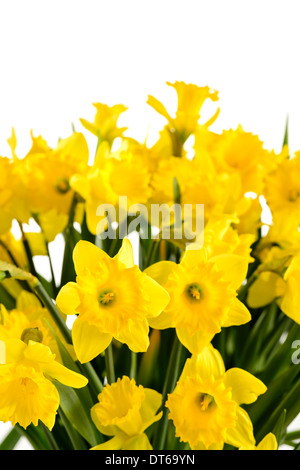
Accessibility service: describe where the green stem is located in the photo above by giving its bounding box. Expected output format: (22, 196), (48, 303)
(33, 282), (72, 344)
(18, 222), (39, 279)
(79, 361), (103, 395)
(40, 422), (60, 450)
(153, 334), (183, 450)
(130, 351), (137, 380)
(105, 342), (115, 384)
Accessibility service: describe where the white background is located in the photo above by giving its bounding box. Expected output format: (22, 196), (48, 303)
(0, 0), (300, 449)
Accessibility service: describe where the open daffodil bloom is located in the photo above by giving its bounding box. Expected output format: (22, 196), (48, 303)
(145, 244), (251, 354)
(166, 344), (267, 449)
(56, 238), (170, 363)
(90, 376), (162, 450)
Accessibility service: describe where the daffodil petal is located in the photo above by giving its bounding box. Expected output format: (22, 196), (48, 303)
(122, 433), (153, 450)
(142, 275), (170, 318)
(91, 433), (127, 450)
(225, 407), (255, 448)
(72, 317), (112, 363)
(247, 272), (286, 309)
(223, 297), (251, 328)
(115, 319), (150, 352)
(73, 240), (110, 276)
(56, 282), (80, 315)
(256, 433), (278, 450)
(210, 254), (248, 289)
(43, 360), (88, 389)
(114, 238), (134, 268)
(176, 327), (214, 355)
(144, 260), (176, 286)
(181, 343), (225, 381)
(224, 368), (267, 405)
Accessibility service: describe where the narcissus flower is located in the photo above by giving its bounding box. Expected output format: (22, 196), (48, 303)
(144, 244), (251, 354)
(166, 344), (267, 449)
(0, 338), (88, 429)
(80, 102), (128, 146)
(71, 142), (151, 235)
(0, 291), (74, 362)
(90, 376), (162, 450)
(147, 81), (219, 151)
(264, 153), (300, 226)
(56, 238), (170, 363)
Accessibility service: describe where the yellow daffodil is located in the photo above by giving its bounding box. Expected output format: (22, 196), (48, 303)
(239, 432), (278, 450)
(147, 81), (219, 154)
(144, 244), (251, 354)
(17, 132), (89, 233)
(71, 142), (151, 235)
(264, 153), (300, 226)
(80, 102), (128, 146)
(212, 126), (272, 194)
(0, 338), (88, 429)
(90, 376), (162, 450)
(56, 238), (170, 363)
(0, 291), (74, 362)
(166, 344), (267, 449)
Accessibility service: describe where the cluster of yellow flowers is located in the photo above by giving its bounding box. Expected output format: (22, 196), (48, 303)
(0, 81), (299, 451)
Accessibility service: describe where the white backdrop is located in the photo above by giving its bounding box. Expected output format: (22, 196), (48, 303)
(0, 0), (299, 449)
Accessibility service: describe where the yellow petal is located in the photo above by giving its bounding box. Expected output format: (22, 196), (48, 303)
(73, 240), (110, 276)
(114, 238), (134, 268)
(181, 343), (225, 381)
(43, 360), (88, 388)
(17, 291), (42, 311)
(180, 245), (208, 268)
(148, 311), (173, 330)
(142, 275), (170, 318)
(56, 282), (80, 316)
(115, 319), (150, 353)
(91, 433), (127, 450)
(2, 339), (26, 363)
(0, 340), (5, 364)
(72, 317), (112, 363)
(225, 407), (255, 448)
(224, 368), (267, 405)
(247, 272), (286, 309)
(223, 297), (251, 328)
(256, 433), (278, 450)
(122, 433), (153, 450)
(176, 327), (214, 355)
(147, 95), (172, 122)
(210, 254), (248, 289)
(144, 260), (176, 286)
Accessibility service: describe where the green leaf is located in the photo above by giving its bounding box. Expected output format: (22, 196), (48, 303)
(283, 115), (289, 148)
(0, 427), (22, 450)
(55, 382), (99, 447)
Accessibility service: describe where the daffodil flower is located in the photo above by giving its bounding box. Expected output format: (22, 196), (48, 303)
(144, 244), (251, 354)
(166, 344), (267, 449)
(56, 238), (170, 363)
(90, 376), (162, 450)
(0, 338), (88, 429)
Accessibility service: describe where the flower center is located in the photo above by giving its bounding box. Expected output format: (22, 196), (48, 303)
(55, 178), (70, 194)
(98, 289), (116, 306)
(21, 327), (43, 345)
(197, 393), (215, 411)
(185, 283), (203, 301)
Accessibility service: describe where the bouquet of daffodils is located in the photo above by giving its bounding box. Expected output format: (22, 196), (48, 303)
(0, 81), (298, 451)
